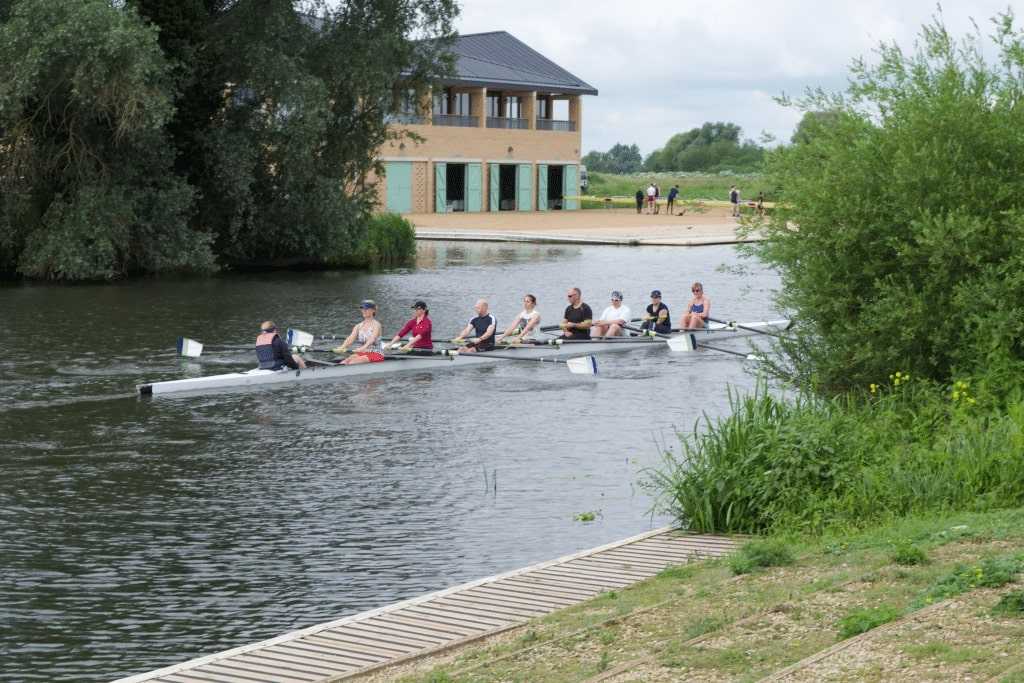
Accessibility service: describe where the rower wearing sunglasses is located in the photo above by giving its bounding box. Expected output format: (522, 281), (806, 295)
(680, 282), (710, 329)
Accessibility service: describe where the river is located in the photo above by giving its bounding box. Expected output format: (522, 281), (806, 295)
(0, 241), (780, 682)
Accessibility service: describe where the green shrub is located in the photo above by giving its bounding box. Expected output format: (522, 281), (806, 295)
(332, 212), (416, 268)
(728, 539), (795, 575)
(757, 12), (1024, 393)
(917, 556), (1024, 607)
(992, 591), (1024, 617)
(837, 605), (902, 639)
(890, 542), (929, 567)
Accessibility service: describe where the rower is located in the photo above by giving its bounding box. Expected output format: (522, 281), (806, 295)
(256, 321), (306, 370)
(453, 299), (497, 353)
(497, 294), (541, 344)
(334, 300), (385, 365)
(592, 290), (631, 338)
(641, 289), (672, 335)
(560, 287), (593, 340)
(386, 300), (433, 352)
(681, 281), (710, 329)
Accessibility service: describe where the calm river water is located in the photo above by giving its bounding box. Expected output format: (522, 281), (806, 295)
(0, 242), (780, 682)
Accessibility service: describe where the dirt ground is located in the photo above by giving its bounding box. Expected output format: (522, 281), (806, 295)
(407, 205), (759, 246)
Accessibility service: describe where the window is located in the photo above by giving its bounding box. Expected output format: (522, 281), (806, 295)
(432, 90), (449, 115)
(487, 94), (501, 117)
(398, 88), (418, 114)
(504, 96), (522, 119)
(537, 96), (549, 119)
(452, 92), (470, 116)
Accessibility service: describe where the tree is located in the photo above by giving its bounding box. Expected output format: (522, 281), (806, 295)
(758, 12), (1024, 393)
(790, 110), (843, 145)
(582, 143), (642, 173)
(133, 0), (458, 267)
(644, 122), (764, 173)
(0, 0), (213, 280)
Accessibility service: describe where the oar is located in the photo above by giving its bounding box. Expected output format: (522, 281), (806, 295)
(623, 324), (669, 339)
(668, 332), (761, 360)
(471, 352), (599, 375)
(706, 317), (787, 339)
(538, 317), (643, 333)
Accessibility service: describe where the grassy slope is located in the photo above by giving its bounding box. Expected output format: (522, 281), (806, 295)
(586, 172), (768, 201)
(370, 509), (1024, 682)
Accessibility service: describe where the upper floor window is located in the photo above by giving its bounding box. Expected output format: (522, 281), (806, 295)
(486, 93), (501, 117)
(398, 88), (418, 114)
(452, 92), (470, 116)
(537, 96), (549, 119)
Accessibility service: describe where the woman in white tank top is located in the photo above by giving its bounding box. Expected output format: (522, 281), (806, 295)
(333, 300), (384, 364)
(496, 294), (542, 344)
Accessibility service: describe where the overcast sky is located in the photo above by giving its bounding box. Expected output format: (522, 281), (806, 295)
(456, 0), (1018, 155)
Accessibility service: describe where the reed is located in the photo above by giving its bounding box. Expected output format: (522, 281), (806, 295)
(646, 378), (1024, 535)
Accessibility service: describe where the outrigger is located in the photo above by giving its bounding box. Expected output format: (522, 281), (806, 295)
(137, 320), (790, 397)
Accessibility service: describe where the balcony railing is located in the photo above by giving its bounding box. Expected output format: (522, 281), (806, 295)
(486, 117), (529, 130)
(536, 118), (575, 132)
(385, 113), (427, 125)
(433, 114), (479, 128)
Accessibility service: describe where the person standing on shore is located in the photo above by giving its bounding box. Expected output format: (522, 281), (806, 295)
(560, 287), (593, 340)
(646, 183), (656, 214)
(756, 191), (765, 217)
(654, 184), (661, 214)
(729, 185), (740, 217)
(667, 185), (679, 215)
(635, 188), (644, 214)
(680, 282), (710, 329)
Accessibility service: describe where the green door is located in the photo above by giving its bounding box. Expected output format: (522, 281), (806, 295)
(466, 163), (482, 212)
(563, 164), (579, 210)
(537, 164), (548, 211)
(385, 161), (413, 213)
(434, 162), (446, 213)
(517, 163), (532, 211)
(488, 163), (499, 212)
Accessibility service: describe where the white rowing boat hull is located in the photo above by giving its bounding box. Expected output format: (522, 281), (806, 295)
(138, 319), (791, 396)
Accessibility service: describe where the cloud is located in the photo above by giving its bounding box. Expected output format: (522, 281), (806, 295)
(456, 0), (1014, 153)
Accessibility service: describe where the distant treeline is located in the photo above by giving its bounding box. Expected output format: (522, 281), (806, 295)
(583, 115), (834, 175)
(0, 0), (457, 281)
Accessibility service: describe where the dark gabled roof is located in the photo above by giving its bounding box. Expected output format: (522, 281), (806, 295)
(443, 31), (597, 96)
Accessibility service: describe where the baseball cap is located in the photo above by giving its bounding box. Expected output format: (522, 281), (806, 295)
(650, 290), (662, 298)
(610, 290), (623, 301)
(360, 299), (377, 309)
(411, 300), (428, 310)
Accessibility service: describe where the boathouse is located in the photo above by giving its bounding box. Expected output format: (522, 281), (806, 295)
(376, 31), (598, 214)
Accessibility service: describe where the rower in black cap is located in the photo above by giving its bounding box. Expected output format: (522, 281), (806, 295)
(641, 290), (672, 335)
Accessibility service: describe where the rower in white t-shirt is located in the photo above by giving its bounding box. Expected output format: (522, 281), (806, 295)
(591, 291), (631, 338)
(497, 294), (542, 343)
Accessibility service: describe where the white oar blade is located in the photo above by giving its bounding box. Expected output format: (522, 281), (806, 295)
(566, 355), (598, 375)
(287, 328), (314, 349)
(667, 333), (697, 353)
(177, 337), (204, 358)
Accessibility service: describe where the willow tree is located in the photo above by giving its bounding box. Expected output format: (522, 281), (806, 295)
(759, 12), (1024, 394)
(0, 0), (213, 279)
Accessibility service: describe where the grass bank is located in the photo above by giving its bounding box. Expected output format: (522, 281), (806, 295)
(586, 171), (768, 202)
(647, 377), (1024, 535)
(369, 508), (1024, 682)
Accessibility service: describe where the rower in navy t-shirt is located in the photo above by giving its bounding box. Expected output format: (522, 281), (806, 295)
(453, 299), (497, 353)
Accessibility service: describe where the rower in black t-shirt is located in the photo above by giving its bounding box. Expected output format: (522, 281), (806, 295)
(561, 287), (593, 340)
(453, 299), (497, 353)
(641, 290), (672, 335)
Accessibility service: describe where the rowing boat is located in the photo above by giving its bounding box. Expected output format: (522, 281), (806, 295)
(138, 319), (790, 396)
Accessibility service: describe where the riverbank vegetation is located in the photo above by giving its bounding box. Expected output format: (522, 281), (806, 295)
(650, 11), (1024, 537)
(585, 171), (765, 202)
(0, 0), (454, 280)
